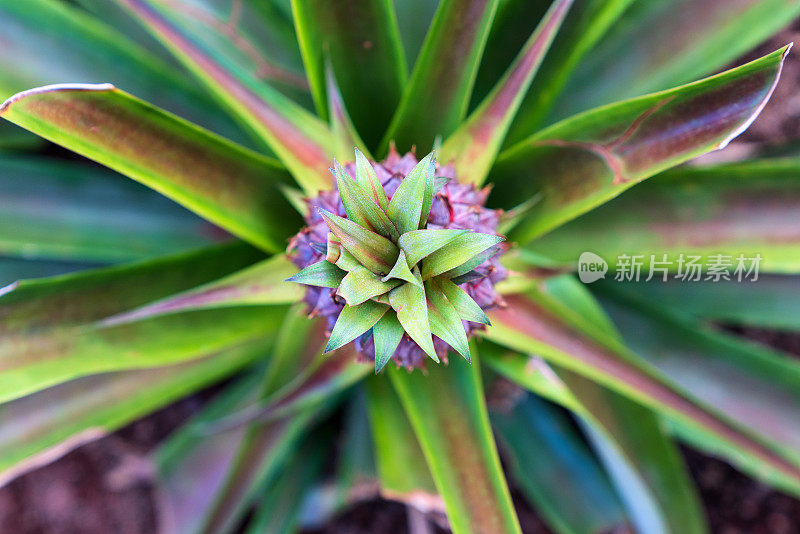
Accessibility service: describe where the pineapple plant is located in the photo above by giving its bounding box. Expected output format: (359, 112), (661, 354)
(1, 0), (800, 532)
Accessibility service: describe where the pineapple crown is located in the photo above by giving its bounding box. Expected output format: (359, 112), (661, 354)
(287, 148), (505, 372)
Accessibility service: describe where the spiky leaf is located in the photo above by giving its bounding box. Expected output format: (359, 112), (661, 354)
(334, 161), (398, 239)
(425, 280), (470, 362)
(381, 0), (501, 151)
(338, 265), (401, 306)
(382, 250), (421, 287)
(442, 0), (573, 185)
(434, 276), (490, 325)
(318, 209), (398, 274)
(325, 301), (389, 353)
(442, 244), (503, 279)
(353, 149), (388, 210)
(388, 268), (437, 361)
(400, 229), (469, 267)
(116, 0), (336, 193)
(421, 232), (504, 279)
(0, 85), (300, 253)
(386, 154), (435, 235)
(373, 313), (405, 373)
(287, 260), (346, 288)
(493, 46), (791, 243)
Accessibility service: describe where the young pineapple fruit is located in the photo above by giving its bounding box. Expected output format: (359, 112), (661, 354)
(288, 146), (507, 371)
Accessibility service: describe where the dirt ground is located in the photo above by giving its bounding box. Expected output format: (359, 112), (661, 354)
(2, 14), (800, 534)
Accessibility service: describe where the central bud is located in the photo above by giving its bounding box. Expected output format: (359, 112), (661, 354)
(288, 147), (507, 371)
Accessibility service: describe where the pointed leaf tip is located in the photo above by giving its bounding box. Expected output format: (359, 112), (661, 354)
(338, 265), (401, 306)
(317, 208), (399, 274)
(400, 229), (470, 267)
(421, 233), (504, 279)
(334, 160), (398, 239)
(382, 250), (421, 287)
(284, 260), (345, 288)
(325, 301), (389, 354)
(426, 280), (471, 363)
(355, 148), (390, 210)
(435, 277), (490, 325)
(387, 153), (435, 235)
(374, 313), (404, 373)
(389, 268), (438, 362)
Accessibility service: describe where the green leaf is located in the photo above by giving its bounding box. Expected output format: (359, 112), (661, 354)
(534, 276), (718, 533)
(389, 346), (521, 534)
(419, 155), (436, 230)
(500, 275), (706, 532)
(112, 0), (307, 94)
(159, 390), (318, 534)
(0, 85), (301, 253)
(159, 311), (355, 534)
(334, 389), (378, 505)
(151, 374), (272, 534)
(244, 434), (326, 534)
(373, 313), (405, 373)
(338, 265), (401, 306)
(551, 0), (800, 124)
(365, 376), (437, 498)
(291, 0), (407, 148)
(326, 301), (389, 353)
(326, 64), (370, 159)
(399, 229), (469, 267)
(505, 0), (635, 143)
(491, 394), (628, 534)
(393, 0), (439, 67)
(386, 153), (435, 235)
(441, 0), (573, 185)
(333, 244), (362, 272)
(492, 46), (791, 244)
(193, 343), (356, 534)
(523, 159), (800, 273)
(595, 286), (800, 485)
(441, 244), (503, 280)
(560, 370), (706, 534)
(610, 275), (800, 331)
(0, 243), (270, 402)
(255, 346), (371, 424)
(0, 258), (91, 288)
(435, 276), (489, 325)
(355, 148), (390, 210)
(382, 250), (420, 287)
(485, 291), (800, 493)
(421, 232), (504, 279)
(116, 0), (336, 193)
(0, 0), (250, 146)
(318, 209), (399, 274)
(425, 280), (471, 362)
(0, 155), (220, 263)
(389, 269), (437, 361)
(0, 305), (286, 405)
(287, 259), (346, 288)
(0, 341), (264, 486)
(0, 242), (260, 330)
(334, 161), (398, 239)
(104, 255), (303, 325)
(380, 0), (500, 152)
